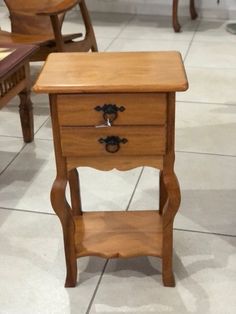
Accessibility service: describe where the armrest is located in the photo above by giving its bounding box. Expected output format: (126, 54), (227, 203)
(36, 0), (78, 16)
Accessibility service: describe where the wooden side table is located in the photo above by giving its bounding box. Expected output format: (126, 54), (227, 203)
(34, 51), (188, 287)
(0, 44), (38, 142)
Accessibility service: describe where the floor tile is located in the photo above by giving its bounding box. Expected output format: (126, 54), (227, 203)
(0, 95), (49, 138)
(119, 14), (199, 41)
(0, 139), (142, 213)
(89, 230), (236, 314)
(185, 41), (236, 68)
(177, 67), (236, 104)
(175, 152), (236, 235)
(0, 208), (106, 314)
(176, 101), (236, 155)
(129, 152), (236, 236)
(0, 136), (24, 173)
(194, 19), (236, 43)
(107, 37), (190, 58)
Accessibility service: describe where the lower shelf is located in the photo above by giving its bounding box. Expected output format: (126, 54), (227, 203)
(74, 210), (163, 258)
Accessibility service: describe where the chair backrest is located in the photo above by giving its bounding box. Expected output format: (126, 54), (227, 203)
(4, 0), (65, 35)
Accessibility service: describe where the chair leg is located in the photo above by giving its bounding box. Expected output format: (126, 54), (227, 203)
(172, 0), (181, 33)
(79, 0), (98, 51)
(190, 0), (198, 20)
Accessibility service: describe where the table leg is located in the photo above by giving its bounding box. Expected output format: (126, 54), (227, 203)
(18, 88), (34, 143)
(159, 170), (168, 215)
(51, 177), (77, 287)
(68, 168), (82, 216)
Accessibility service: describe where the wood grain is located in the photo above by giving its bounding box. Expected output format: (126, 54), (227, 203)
(75, 211), (163, 258)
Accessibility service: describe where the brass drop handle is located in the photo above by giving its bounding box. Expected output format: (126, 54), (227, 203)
(98, 136), (128, 153)
(94, 104), (125, 123)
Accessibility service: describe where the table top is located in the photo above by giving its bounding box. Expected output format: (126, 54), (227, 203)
(0, 44), (38, 79)
(33, 51), (188, 94)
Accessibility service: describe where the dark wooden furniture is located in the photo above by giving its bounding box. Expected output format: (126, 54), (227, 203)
(34, 51), (188, 287)
(0, 44), (38, 142)
(0, 0), (97, 61)
(173, 0), (198, 32)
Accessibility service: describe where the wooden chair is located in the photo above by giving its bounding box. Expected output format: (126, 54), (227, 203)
(173, 0), (198, 32)
(0, 0), (98, 61)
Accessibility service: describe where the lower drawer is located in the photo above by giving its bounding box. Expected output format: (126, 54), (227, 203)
(60, 126), (166, 157)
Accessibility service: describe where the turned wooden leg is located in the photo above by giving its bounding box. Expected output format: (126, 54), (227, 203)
(190, 0), (198, 20)
(68, 168), (82, 216)
(51, 178), (77, 287)
(18, 88), (34, 143)
(172, 0), (181, 32)
(159, 170), (168, 215)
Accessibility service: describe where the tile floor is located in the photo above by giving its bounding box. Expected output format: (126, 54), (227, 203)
(0, 7), (236, 314)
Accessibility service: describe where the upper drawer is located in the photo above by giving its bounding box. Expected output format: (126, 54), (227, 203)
(57, 93), (166, 126)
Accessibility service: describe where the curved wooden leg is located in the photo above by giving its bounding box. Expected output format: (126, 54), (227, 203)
(68, 168), (82, 216)
(161, 172), (181, 287)
(172, 0), (181, 33)
(190, 0), (198, 20)
(159, 170), (168, 215)
(51, 178), (77, 287)
(18, 88), (34, 143)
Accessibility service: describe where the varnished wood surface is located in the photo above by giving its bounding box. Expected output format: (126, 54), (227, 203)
(33, 51), (188, 93)
(75, 210), (163, 258)
(60, 126), (166, 157)
(57, 93), (167, 126)
(66, 156), (164, 171)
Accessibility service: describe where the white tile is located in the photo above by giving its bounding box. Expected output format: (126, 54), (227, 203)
(0, 139), (142, 213)
(0, 95), (49, 138)
(0, 208), (106, 314)
(194, 19), (236, 43)
(175, 152), (236, 235)
(129, 152), (236, 236)
(89, 231), (236, 314)
(107, 37), (190, 59)
(119, 14), (199, 41)
(185, 41), (236, 68)
(0, 137), (24, 173)
(177, 67), (236, 104)
(176, 101), (236, 155)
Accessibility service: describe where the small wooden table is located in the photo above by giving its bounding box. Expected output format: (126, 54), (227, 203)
(34, 51), (188, 287)
(0, 44), (37, 142)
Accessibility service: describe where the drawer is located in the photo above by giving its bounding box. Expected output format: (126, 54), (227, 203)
(57, 93), (166, 126)
(60, 126), (166, 157)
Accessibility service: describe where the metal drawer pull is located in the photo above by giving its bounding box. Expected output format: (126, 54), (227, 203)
(98, 136), (128, 153)
(94, 104), (125, 123)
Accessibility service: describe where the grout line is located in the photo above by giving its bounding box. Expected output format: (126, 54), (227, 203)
(104, 14), (136, 51)
(125, 167), (145, 211)
(85, 259), (109, 314)
(176, 150), (236, 158)
(174, 227), (236, 238)
(0, 206), (56, 216)
(0, 143), (27, 176)
(33, 116), (50, 137)
(176, 99), (236, 106)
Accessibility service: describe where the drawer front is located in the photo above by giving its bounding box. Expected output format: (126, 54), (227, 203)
(57, 93), (166, 126)
(60, 126), (166, 157)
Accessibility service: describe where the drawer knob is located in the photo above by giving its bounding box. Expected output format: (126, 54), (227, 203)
(94, 104), (125, 123)
(98, 136), (128, 153)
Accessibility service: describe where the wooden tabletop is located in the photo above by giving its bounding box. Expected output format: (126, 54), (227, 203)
(34, 51), (188, 94)
(0, 44), (38, 79)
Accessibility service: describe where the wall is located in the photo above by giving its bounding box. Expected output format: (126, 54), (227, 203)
(1, 0), (236, 19)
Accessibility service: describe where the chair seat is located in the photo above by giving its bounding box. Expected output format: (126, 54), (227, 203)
(0, 29), (82, 46)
